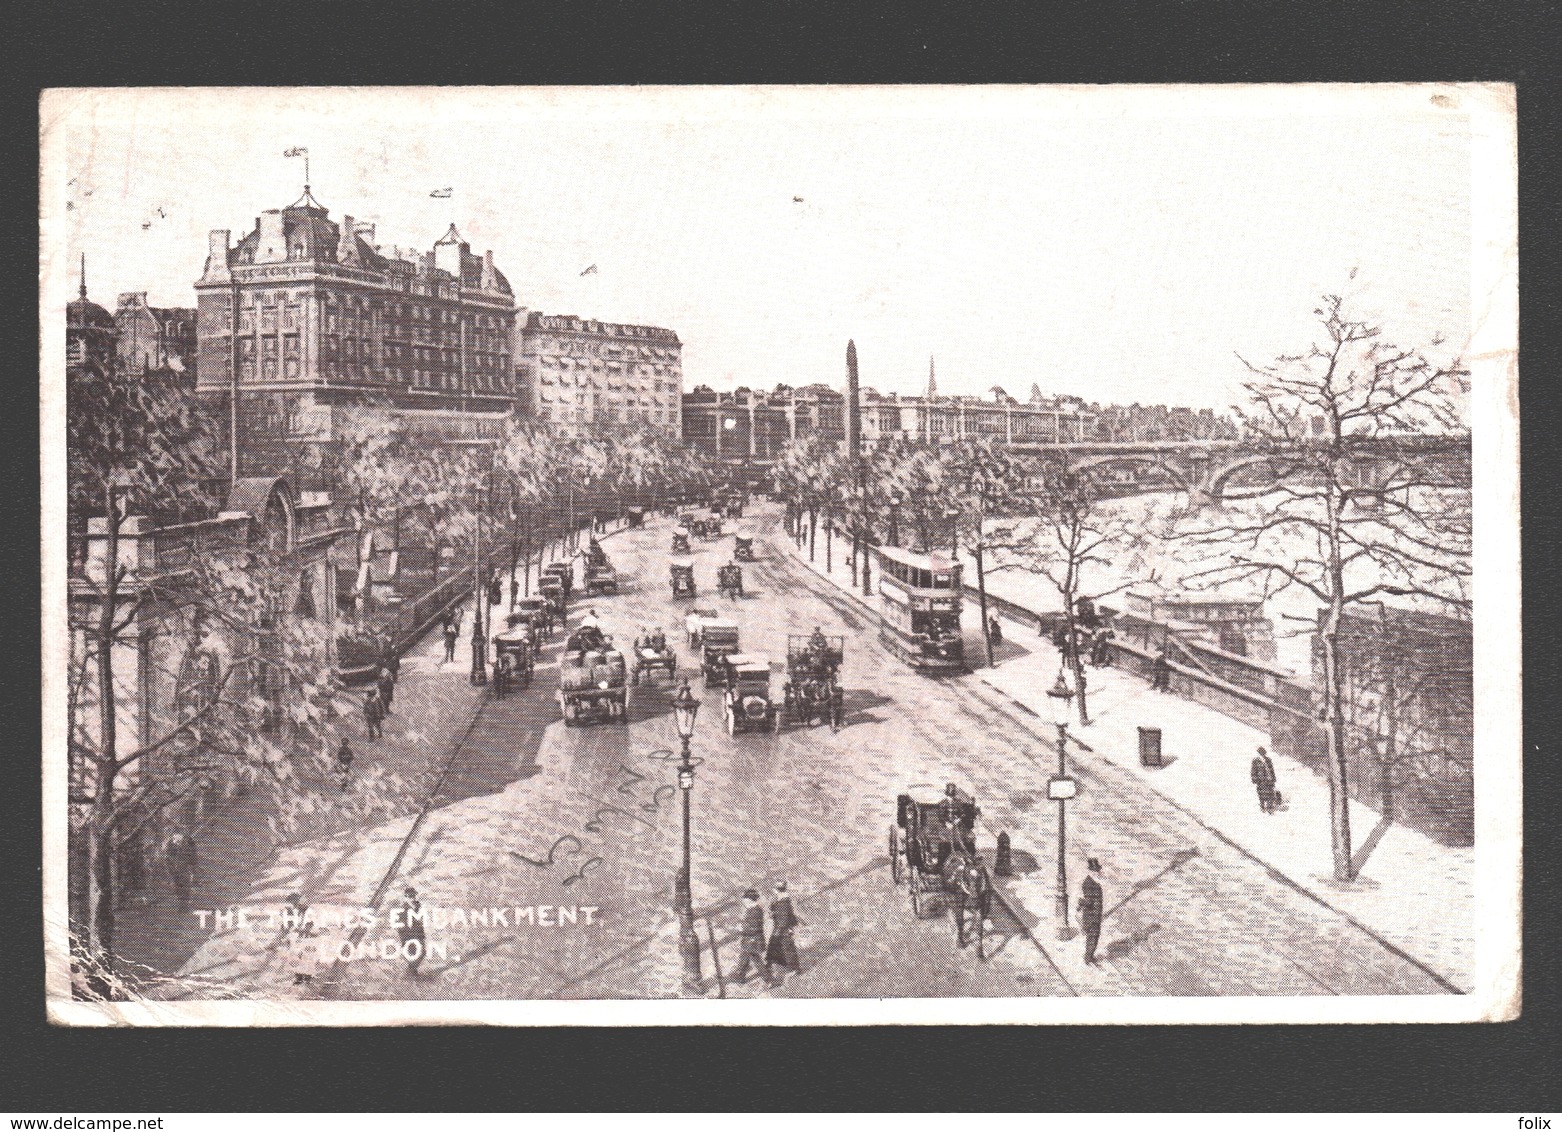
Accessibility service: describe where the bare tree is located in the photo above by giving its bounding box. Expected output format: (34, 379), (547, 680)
(1176, 291), (1470, 880)
(991, 459), (1148, 725)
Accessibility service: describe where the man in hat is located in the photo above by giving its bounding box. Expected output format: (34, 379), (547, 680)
(1077, 857), (1105, 965)
(1151, 648), (1172, 692)
(377, 664), (396, 716)
(396, 886), (426, 976)
(363, 686), (384, 740)
(1250, 746), (1279, 813)
(443, 615), (460, 664)
(766, 880), (801, 983)
(732, 888), (774, 987)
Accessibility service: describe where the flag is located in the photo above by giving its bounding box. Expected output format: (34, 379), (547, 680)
(284, 147), (308, 158)
(430, 187), (452, 199)
(580, 264), (598, 276)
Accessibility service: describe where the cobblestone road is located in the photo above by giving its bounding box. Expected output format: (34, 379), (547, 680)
(184, 504), (1449, 1000)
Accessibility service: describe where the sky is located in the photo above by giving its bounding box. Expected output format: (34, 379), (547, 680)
(42, 85), (1482, 411)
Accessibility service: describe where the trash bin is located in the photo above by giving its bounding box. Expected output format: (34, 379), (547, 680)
(1138, 726), (1163, 768)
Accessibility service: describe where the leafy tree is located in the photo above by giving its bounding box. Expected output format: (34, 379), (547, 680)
(946, 438), (1026, 669)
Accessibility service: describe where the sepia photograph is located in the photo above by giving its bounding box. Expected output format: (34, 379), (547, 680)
(39, 83), (1519, 1026)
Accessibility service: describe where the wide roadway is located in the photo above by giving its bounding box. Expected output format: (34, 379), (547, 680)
(328, 503), (1448, 1000)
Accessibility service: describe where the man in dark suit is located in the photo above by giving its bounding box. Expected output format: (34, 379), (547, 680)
(1250, 746), (1279, 813)
(1077, 857), (1104, 965)
(733, 889), (775, 987)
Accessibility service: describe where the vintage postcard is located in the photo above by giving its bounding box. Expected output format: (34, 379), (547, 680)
(40, 84), (1519, 1025)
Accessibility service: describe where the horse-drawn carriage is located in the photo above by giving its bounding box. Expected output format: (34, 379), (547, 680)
(626, 507), (645, 529)
(717, 563), (744, 599)
(721, 654), (780, 735)
(671, 526), (691, 555)
(632, 629), (678, 686)
(491, 624), (535, 696)
(699, 618), (741, 685)
(733, 533), (756, 562)
(782, 633), (845, 730)
(538, 575), (567, 620)
(725, 496), (745, 519)
(888, 783), (993, 956)
(558, 634), (628, 725)
(670, 559), (696, 599)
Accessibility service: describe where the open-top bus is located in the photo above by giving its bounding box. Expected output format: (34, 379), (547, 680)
(874, 546), (965, 674)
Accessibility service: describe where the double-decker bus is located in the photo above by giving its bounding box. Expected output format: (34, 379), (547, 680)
(874, 546), (965, 673)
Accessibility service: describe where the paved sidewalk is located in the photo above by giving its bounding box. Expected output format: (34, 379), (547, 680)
(781, 520), (1474, 992)
(118, 523), (610, 993)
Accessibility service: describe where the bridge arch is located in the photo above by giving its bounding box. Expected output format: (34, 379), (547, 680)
(1069, 454), (1193, 496)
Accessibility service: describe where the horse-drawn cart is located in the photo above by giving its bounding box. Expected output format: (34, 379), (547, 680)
(633, 630), (678, 686)
(782, 633), (844, 730)
(558, 641), (629, 726)
(888, 783), (993, 956)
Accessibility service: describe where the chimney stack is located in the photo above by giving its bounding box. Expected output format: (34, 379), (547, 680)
(482, 249), (497, 290)
(202, 230), (232, 283)
(337, 214), (360, 266)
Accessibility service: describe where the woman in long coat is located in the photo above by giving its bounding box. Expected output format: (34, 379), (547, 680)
(765, 881), (801, 979)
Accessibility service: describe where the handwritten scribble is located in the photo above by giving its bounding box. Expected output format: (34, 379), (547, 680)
(510, 834), (584, 869)
(561, 857), (603, 887)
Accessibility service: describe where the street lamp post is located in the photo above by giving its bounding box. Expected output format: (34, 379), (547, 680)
(671, 681), (703, 992)
(1045, 669), (1078, 940)
(470, 483), (488, 686)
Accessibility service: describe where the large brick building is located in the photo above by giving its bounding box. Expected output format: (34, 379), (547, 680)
(195, 190), (524, 478)
(517, 312), (682, 435)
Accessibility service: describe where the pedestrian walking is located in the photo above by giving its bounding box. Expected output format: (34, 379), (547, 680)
(987, 615), (1003, 646)
(1078, 857), (1104, 966)
(165, 830), (197, 912)
(765, 880), (802, 983)
(1250, 746), (1280, 813)
(363, 687), (384, 740)
(396, 886), (427, 976)
(443, 616), (459, 663)
(732, 888), (775, 987)
(509, 575), (519, 608)
(334, 737), (355, 791)
(1151, 648), (1171, 692)
(282, 893), (318, 986)
(377, 664), (396, 715)
(1091, 627), (1116, 667)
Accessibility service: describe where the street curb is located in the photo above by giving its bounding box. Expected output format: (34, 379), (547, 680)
(778, 515), (1467, 995)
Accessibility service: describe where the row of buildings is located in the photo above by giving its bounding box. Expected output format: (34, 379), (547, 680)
(190, 189), (684, 479)
(679, 380), (1239, 468)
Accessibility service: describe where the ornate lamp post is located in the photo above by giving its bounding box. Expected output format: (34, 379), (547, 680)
(1045, 669), (1078, 940)
(671, 681), (703, 992)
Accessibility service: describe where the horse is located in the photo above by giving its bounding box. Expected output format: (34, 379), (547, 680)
(943, 847), (992, 957)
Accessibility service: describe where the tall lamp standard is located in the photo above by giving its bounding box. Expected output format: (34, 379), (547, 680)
(671, 681), (703, 992)
(1045, 669), (1078, 940)
(469, 482), (488, 686)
